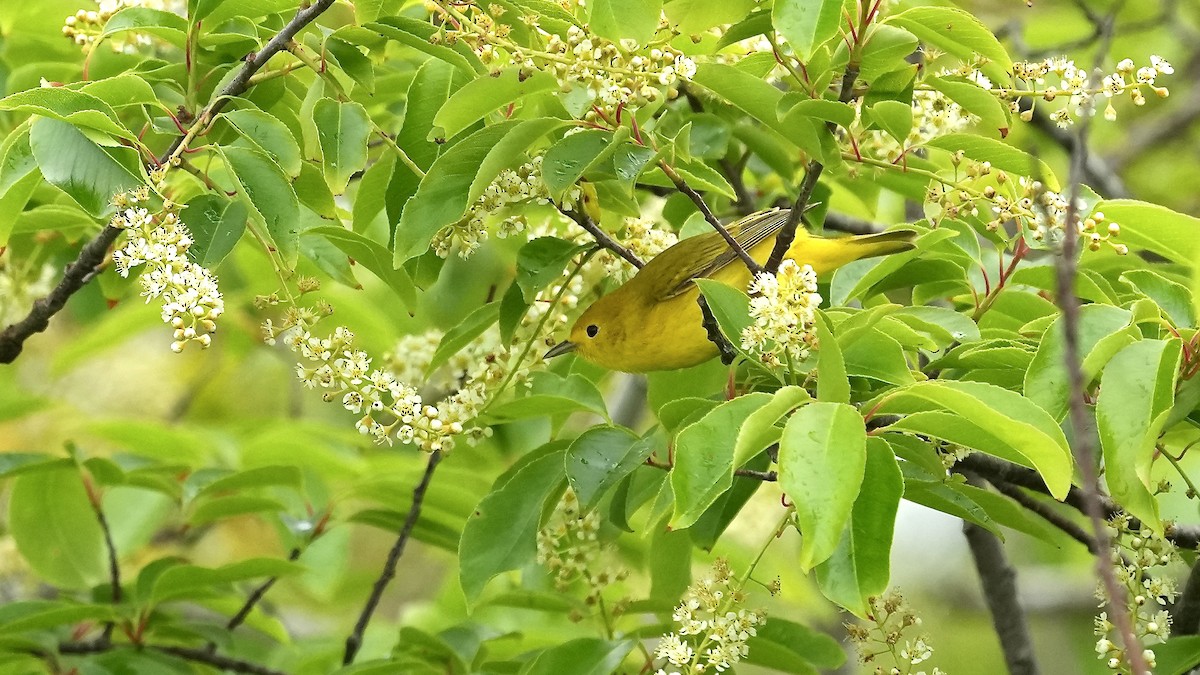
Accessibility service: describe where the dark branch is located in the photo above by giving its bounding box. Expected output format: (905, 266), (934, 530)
(0, 0), (338, 365)
(344, 449), (443, 665)
(764, 63), (860, 273)
(560, 207), (644, 269)
(961, 475), (1040, 675)
(666, 170), (763, 275)
(55, 642), (285, 675)
(81, 475), (121, 644)
(697, 295), (737, 365)
(986, 478), (1097, 552)
(1174, 561), (1200, 636)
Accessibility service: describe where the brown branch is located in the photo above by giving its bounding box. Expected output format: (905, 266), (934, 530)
(987, 478), (1097, 552)
(54, 641), (284, 675)
(560, 207), (644, 269)
(344, 449), (443, 665)
(666, 170), (762, 275)
(81, 475), (121, 644)
(1174, 561), (1200, 636)
(764, 63), (860, 273)
(961, 474), (1040, 675)
(697, 295), (737, 365)
(0, 0), (338, 365)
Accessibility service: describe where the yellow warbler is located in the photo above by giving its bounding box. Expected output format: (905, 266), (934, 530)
(545, 209), (916, 372)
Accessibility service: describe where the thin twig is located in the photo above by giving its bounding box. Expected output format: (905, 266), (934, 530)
(1053, 10), (1148, 668)
(961, 479), (1040, 675)
(343, 449), (443, 665)
(560, 207), (644, 268)
(54, 642), (285, 675)
(987, 479), (1097, 552)
(0, 0), (337, 364)
(764, 64), (860, 273)
(665, 169), (763, 275)
(81, 475), (121, 644)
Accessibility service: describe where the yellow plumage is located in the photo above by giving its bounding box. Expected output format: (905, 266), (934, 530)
(549, 209), (916, 372)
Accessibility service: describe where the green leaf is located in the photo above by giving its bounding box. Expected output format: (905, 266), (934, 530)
(459, 448), (566, 605)
(744, 617), (846, 673)
(100, 7), (189, 48)
(313, 99), (371, 195)
(542, 129), (630, 201)
(222, 108), (302, 177)
(29, 118), (143, 217)
(664, 0), (755, 34)
(303, 226), (416, 307)
(483, 372), (609, 422)
(1121, 269), (1195, 328)
(516, 237), (589, 302)
(0, 84), (135, 140)
(873, 380), (1073, 499)
(181, 194), (248, 268)
(733, 386), (811, 469)
(9, 467), (106, 589)
(865, 100), (912, 145)
(521, 638), (635, 675)
(814, 438), (902, 616)
(671, 393), (775, 529)
(367, 17), (483, 75)
(773, 0), (847, 60)
(151, 558), (303, 604)
(1097, 339), (1181, 532)
(886, 6), (1013, 84)
(690, 63), (791, 141)
(395, 119), (562, 262)
(924, 134), (1057, 190)
(1152, 635), (1200, 675)
(222, 145), (300, 266)
(1023, 304), (1134, 421)
(193, 465), (303, 498)
(326, 37), (376, 93)
(815, 312), (850, 403)
(189, 495), (287, 526)
(694, 279), (762, 367)
(926, 75), (1011, 139)
(589, 0), (662, 44)
(1096, 201), (1200, 265)
(780, 402), (867, 570)
(778, 98), (856, 130)
(426, 302), (500, 375)
(0, 601), (116, 635)
(565, 426), (657, 510)
(433, 68), (557, 140)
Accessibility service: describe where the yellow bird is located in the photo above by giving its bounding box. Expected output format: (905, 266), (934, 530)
(545, 209), (916, 372)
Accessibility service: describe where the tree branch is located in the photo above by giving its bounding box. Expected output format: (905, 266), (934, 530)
(961, 481), (1041, 675)
(986, 478), (1097, 552)
(343, 449), (443, 665)
(1174, 561), (1200, 637)
(664, 168), (763, 275)
(560, 207), (644, 269)
(764, 63), (860, 273)
(55, 641), (285, 675)
(0, 0), (338, 365)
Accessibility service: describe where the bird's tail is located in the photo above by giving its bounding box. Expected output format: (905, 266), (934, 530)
(847, 229), (918, 260)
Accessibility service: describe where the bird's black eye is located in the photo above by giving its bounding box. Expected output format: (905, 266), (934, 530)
(586, 324), (600, 338)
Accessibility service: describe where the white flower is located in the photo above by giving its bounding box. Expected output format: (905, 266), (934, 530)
(741, 260), (821, 366)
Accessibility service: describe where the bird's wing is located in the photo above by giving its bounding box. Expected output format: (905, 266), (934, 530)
(656, 209), (791, 299)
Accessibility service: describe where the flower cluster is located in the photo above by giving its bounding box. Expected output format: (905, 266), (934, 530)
(0, 261), (55, 328)
(653, 558), (765, 674)
(536, 489), (628, 608)
(110, 189), (224, 353)
(1095, 514), (1180, 672)
(928, 161), (1127, 255)
(1004, 55), (1173, 128)
(449, 7), (695, 110)
(267, 308), (475, 451)
(432, 155), (579, 259)
(267, 245), (590, 449)
(846, 590), (944, 675)
(740, 260), (822, 367)
(857, 86), (976, 161)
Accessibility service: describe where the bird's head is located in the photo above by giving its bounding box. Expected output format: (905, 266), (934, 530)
(544, 292), (628, 369)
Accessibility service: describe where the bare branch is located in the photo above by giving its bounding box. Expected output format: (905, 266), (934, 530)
(665, 169), (763, 275)
(560, 207), (644, 269)
(961, 474), (1041, 675)
(0, 0), (338, 364)
(344, 449), (443, 665)
(765, 64), (860, 273)
(55, 641), (285, 675)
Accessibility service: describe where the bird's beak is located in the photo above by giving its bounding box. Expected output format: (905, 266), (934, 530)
(544, 340), (577, 359)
